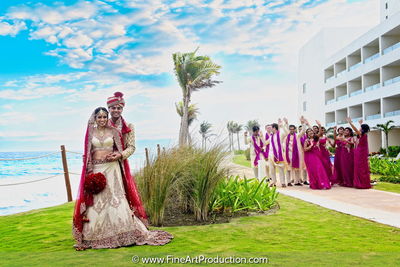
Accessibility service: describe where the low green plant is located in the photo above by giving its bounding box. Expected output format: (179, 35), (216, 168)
(210, 176), (278, 213)
(387, 146), (400, 157)
(379, 176), (400, 184)
(369, 158), (400, 178)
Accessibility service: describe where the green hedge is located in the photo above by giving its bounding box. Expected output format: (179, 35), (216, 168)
(379, 176), (400, 184)
(369, 158), (400, 184)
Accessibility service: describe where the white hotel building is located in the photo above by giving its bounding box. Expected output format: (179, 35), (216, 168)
(298, 0), (400, 152)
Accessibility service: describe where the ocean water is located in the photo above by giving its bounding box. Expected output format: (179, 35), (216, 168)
(0, 140), (172, 216)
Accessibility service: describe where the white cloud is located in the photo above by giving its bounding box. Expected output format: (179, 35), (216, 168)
(0, 21), (26, 36)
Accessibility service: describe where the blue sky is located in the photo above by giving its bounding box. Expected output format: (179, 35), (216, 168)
(0, 0), (379, 151)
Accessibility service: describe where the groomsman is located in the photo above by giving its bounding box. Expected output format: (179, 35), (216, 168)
(244, 126), (268, 179)
(283, 117), (307, 186)
(267, 118), (289, 187)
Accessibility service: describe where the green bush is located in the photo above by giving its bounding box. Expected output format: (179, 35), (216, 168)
(379, 147), (386, 155)
(210, 176), (278, 213)
(379, 176), (400, 184)
(387, 146), (400, 157)
(328, 147), (336, 154)
(245, 148), (250, 161)
(369, 158), (400, 179)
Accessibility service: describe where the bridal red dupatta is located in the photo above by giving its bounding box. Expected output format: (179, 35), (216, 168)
(72, 113), (148, 245)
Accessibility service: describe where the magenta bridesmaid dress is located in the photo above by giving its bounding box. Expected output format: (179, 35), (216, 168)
(303, 139), (331, 190)
(353, 134), (371, 189)
(341, 137), (355, 187)
(319, 137), (333, 184)
(332, 139), (344, 185)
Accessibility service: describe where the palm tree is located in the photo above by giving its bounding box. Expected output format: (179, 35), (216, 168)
(175, 101), (199, 127)
(173, 48), (221, 146)
(245, 120), (260, 134)
(375, 120), (396, 155)
(199, 121), (212, 150)
(233, 123), (243, 151)
(176, 102), (199, 146)
(226, 121), (235, 151)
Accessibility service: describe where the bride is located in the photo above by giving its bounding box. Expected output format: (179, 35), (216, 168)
(72, 107), (173, 250)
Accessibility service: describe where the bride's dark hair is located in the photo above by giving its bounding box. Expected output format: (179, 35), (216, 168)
(94, 107), (109, 116)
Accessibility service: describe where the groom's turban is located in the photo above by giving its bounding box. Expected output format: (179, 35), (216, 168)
(107, 92), (125, 108)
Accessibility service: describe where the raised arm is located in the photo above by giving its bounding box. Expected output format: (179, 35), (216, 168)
(298, 116), (307, 138)
(280, 117), (289, 138)
(316, 120), (323, 137)
(346, 117), (361, 136)
(333, 126), (337, 141)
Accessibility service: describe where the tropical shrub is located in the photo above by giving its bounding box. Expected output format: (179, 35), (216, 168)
(379, 176), (400, 184)
(369, 158), (400, 178)
(387, 146), (400, 158)
(210, 176), (278, 213)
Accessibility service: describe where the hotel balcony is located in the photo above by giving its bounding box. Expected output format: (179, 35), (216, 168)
(349, 104), (363, 122)
(325, 111), (335, 127)
(324, 65), (334, 82)
(382, 25), (400, 55)
(335, 83), (348, 102)
(364, 100), (381, 121)
(362, 38), (380, 63)
(348, 77), (362, 97)
(335, 58), (347, 77)
(336, 108), (348, 125)
(347, 49), (362, 72)
(383, 94), (400, 118)
(363, 69), (381, 92)
(382, 60), (400, 86)
(325, 88), (335, 105)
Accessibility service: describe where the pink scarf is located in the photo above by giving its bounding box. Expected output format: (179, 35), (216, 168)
(252, 135), (268, 166)
(271, 131), (284, 162)
(285, 133), (300, 168)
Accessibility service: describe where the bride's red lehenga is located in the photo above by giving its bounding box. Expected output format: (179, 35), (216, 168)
(72, 112), (173, 249)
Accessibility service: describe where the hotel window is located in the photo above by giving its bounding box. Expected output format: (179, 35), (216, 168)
(303, 101), (307, 112)
(302, 83), (306, 94)
(386, 2), (388, 9)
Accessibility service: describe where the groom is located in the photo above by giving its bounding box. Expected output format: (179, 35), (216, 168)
(106, 92), (136, 161)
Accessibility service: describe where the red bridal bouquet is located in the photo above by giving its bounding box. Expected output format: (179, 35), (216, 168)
(84, 173), (107, 194)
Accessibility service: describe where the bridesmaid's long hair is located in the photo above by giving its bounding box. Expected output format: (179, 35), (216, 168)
(361, 124), (370, 135)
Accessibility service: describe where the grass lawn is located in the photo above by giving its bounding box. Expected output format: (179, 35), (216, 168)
(1, 194), (400, 267)
(233, 155), (400, 194)
(233, 154), (251, 168)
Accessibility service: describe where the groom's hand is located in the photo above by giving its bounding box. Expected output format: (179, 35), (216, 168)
(108, 152), (122, 161)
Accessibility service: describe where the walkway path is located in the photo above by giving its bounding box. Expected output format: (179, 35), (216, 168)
(226, 160), (400, 228)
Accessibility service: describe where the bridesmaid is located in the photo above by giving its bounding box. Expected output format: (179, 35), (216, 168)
(316, 122), (333, 184)
(303, 128), (331, 190)
(341, 127), (356, 187)
(347, 117), (372, 189)
(332, 126), (345, 185)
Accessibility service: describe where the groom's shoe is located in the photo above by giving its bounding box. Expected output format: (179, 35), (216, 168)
(281, 184), (287, 188)
(303, 181), (309, 185)
(287, 183), (293, 186)
(294, 183), (303, 186)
